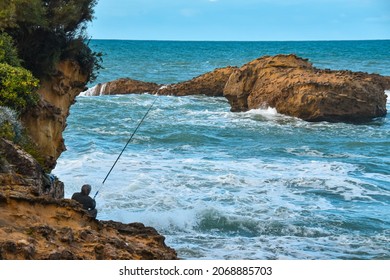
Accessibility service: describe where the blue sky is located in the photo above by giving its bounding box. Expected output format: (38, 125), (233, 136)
(88, 0), (390, 41)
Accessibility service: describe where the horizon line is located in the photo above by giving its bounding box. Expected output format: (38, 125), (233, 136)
(88, 38), (390, 43)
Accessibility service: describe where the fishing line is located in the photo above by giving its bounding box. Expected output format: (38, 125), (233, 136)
(93, 95), (159, 199)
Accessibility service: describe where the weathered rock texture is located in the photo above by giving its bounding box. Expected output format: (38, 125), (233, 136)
(83, 67), (237, 97)
(157, 66), (237, 96)
(0, 138), (63, 198)
(83, 78), (160, 96)
(0, 139), (177, 260)
(0, 59), (177, 260)
(87, 54), (389, 123)
(223, 54), (389, 122)
(0, 194), (177, 260)
(21, 60), (88, 170)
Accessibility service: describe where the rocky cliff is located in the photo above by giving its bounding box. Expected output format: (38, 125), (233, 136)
(20, 60), (88, 171)
(88, 55), (389, 123)
(0, 169), (177, 259)
(0, 60), (177, 260)
(0, 138), (64, 199)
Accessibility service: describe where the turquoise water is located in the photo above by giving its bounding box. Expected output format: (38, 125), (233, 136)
(54, 40), (390, 260)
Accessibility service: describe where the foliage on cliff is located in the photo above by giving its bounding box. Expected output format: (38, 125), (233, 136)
(0, 33), (39, 112)
(0, 31), (20, 67)
(0, 62), (40, 111)
(0, 0), (101, 82)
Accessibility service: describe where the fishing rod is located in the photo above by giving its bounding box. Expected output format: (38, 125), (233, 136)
(93, 95), (159, 199)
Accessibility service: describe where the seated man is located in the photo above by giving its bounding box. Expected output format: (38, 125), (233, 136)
(71, 184), (98, 218)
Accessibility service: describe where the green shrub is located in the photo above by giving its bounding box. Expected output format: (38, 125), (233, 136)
(0, 63), (40, 112)
(0, 32), (21, 67)
(0, 33), (40, 113)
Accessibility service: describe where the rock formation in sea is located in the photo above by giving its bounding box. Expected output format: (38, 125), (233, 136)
(83, 66), (237, 97)
(89, 54), (389, 123)
(0, 60), (177, 260)
(223, 54), (389, 122)
(157, 66), (237, 96)
(82, 78), (161, 96)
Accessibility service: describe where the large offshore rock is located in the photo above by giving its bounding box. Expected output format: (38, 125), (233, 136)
(223, 54), (388, 122)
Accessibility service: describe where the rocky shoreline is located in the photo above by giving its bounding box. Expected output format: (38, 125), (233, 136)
(0, 60), (177, 260)
(0, 137), (177, 260)
(0, 192), (177, 260)
(1, 54), (389, 259)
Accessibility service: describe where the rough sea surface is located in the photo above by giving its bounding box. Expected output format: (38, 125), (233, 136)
(54, 40), (390, 260)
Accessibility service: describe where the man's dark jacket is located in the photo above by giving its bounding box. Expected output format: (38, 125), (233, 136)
(71, 192), (96, 210)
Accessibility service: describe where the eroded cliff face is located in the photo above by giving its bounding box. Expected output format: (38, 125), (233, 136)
(21, 60), (88, 171)
(0, 130), (176, 260)
(0, 138), (64, 198)
(0, 59), (177, 260)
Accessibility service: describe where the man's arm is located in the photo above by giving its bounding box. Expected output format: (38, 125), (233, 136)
(89, 197), (96, 210)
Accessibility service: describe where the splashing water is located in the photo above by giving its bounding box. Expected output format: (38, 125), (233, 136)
(54, 40), (390, 259)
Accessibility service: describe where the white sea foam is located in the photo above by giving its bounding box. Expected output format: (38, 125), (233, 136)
(79, 85), (98, 96)
(79, 83), (110, 96)
(247, 107), (278, 116)
(49, 39), (390, 259)
(54, 92), (390, 260)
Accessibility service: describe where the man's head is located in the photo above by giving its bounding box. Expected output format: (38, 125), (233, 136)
(81, 184), (92, 195)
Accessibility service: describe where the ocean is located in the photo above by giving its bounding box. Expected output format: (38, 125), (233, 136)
(53, 40), (390, 260)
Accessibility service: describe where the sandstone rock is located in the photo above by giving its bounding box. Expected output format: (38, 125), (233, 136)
(83, 78), (160, 96)
(21, 60), (89, 170)
(0, 138), (63, 198)
(0, 58), (178, 260)
(0, 141), (177, 259)
(0, 192), (177, 260)
(0, 138), (177, 260)
(223, 54), (388, 122)
(90, 55), (388, 123)
(157, 66), (237, 96)
(83, 67), (236, 97)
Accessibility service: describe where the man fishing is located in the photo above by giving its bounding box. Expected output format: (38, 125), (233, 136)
(80, 97), (158, 209)
(71, 184), (98, 218)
